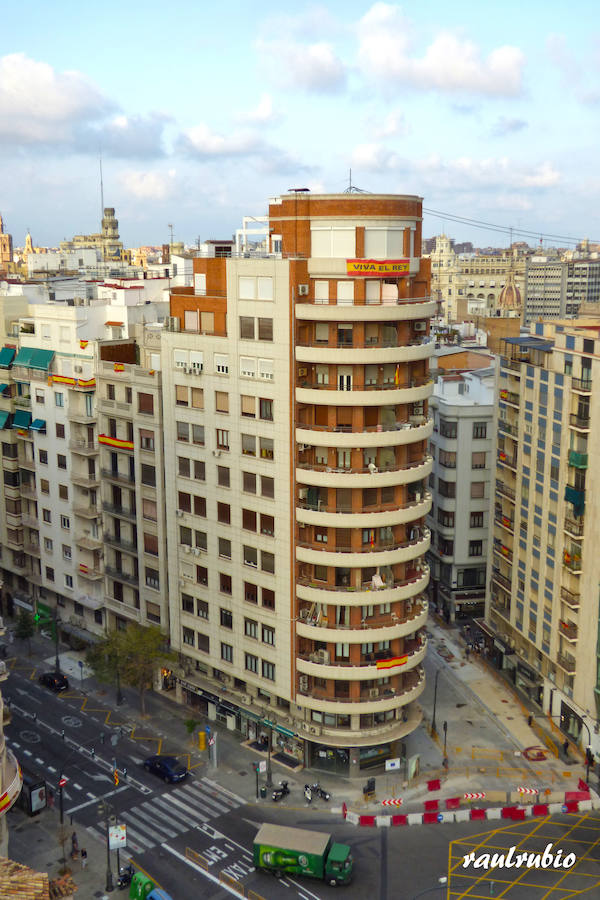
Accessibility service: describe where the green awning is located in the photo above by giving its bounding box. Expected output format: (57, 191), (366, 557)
(0, 347), (15, 368)
(11, 409), (31, 429)
(0, 384), (7, 393)
(0, 411), (9, 429)
(30, 419), (46, 432)
(13, 348), (54, 370)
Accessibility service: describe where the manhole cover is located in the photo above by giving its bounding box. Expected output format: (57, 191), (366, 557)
(20, 730), (41, 743)
(62, 716), (82, 727)
(238, 770), (248, 776)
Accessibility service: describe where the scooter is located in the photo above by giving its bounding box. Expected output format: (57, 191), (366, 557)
(304, 784), (312, 803)
(312, 782), (330, 801)
(272, 781), (290, 802)
(117, 864), (135, 890)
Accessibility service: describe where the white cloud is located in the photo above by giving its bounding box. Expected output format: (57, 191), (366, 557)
(118, 168), (178, 201)
(491, 116), (528, 136)
(0, 53), (112, 143)
(357, 3), (525, 96)
(372, 110), (409, 139)
(177, 124), (262, 158)
(351, 143), (401, 170)
(237, 93), (280, 125)
(256, 38), (347, 93)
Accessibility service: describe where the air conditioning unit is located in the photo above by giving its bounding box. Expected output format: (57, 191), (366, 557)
(298, 488), (309, 500)
(183, 366), (191, 374)
(315, 649), (330, 664)
(369, 688), (379, 699)
(241, 694), (252, 705)
(176, 509), (184, 518)
(308, 724), (321, 736)
(192, 366), (203, 374)
(74, 365), (83, 373)
(193, 548), (201, 556)
(165, 316), (180, 332)
(298, 284), (309, 296)
(414, 322), (427, 332)
(299, 675), (309, 691)
(300, 721), (312, 733)
(184, 546), (191, 554)
(212, 450), (221, 458)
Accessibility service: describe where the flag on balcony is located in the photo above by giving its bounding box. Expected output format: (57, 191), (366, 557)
(376, 654), (408, 670)
(394, 365), (401, 386)
(79, 340), (89, 349)
(113, 363), (125, 372)
(500, 389), (508, 400)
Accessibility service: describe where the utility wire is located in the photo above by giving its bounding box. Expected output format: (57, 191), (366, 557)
(423, 207), (597, 247)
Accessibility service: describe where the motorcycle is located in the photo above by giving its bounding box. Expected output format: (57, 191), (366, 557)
(304, 784), (312, 803)
(117, 864), (135, 890)
(312, 782), (330, 801)
(272, 781), (290, 802)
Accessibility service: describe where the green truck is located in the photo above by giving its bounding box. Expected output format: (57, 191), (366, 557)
(253, 823), (353, 886)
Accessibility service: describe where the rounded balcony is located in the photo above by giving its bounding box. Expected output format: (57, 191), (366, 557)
(296, 528), (430, 568)
(295, 299), (437, 322)
(297, 644), (426, 680)
(296, 568), (430, 606)
(295, 342), (433, 365)
(0, 749), (23, 817)
(296, 605), (428, 642)
(296, 455), (433, 489)
(296, 379), (432, 407)
(296, 417), (433, 449)
(296, 490), (432, 529)
(296, 670), (425, 720)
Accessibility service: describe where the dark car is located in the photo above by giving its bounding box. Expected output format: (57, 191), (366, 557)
(38, 672), (69, 692)
(143, 755), (188, 783)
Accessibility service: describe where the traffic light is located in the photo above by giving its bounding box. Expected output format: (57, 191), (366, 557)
(113, 770), (119, 786)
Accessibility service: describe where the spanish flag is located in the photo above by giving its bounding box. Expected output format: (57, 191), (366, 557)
(80, 340), (89, 349)
(376, 655), (408, 670)
(500, 389), (508, 400)
(394, 365), (401, 386)
(114, 362), (125, 372)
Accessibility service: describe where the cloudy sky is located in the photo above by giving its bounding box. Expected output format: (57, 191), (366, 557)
(0, 1), (598, 249)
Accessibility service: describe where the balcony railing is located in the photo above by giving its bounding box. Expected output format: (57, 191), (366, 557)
(569, 413), (590, 430)
(499, 390), (520, 406)
(494, 515), (514, 532)
(498, 420), (519, 438)
(491, 568), (512, 592)
(105, 566), (139, 585)
(568, 450), (588, 469)
(69, 440), (98, 454)
(299, 337), (426, 350)
(558, 620), (578, 641)
(102, 502), (137, 520)
(495, 481), (516, 502)
(563, 517), (584, 537)
(296, 455), (431, 476)
(560, 586), (580, 609)
(571, 377), (592, 393)
(297, 490), (431, 516)
(296, 417), (433, 435)
(564, 485), (585, 515)
(497, 452), (518, 469)
(493, 538), (513, 562)
(297, 528), (429, 556)
(297, 376), (432, 392)
(501, 358), (523, 373)
(556, 653), (576, 673)
(562, 551), (582, 573)
(101, 468), (136, 485)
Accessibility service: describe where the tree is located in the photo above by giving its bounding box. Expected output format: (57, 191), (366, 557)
(15, 610), (35, 656)
(86, 625), (176, 715)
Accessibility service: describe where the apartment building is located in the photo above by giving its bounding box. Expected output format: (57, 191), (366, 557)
(0, 617), (22, 855)
(427, 360), (495, 623)
(524, 257), (600, 324)
(162, 192), (435, 775)
(486, 317), (600, 759)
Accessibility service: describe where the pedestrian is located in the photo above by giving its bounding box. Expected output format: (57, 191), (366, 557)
(81, 849), (87, 869)
(47, 788), (54, 809)
(563, 740), (569, 758)
(465, 645), (470, 660)
(71, 832), (79, 859)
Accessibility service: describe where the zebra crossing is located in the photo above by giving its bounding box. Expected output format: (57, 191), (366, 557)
(86, 777), (242, 854)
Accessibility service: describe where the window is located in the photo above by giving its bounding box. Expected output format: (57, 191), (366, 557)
(64, 574), (73, 589)
(218, 537), (231, 559)
(39, 449), (48, 465)
(220, 573), (232, 594)
(55, 423), (65, 439)
(182, 594), (194, 614)
(196, 565), (208, 586)
(54, 392), (64, 407)
(195, 530), (207, 550)
(258, 358), (273, 380)
(245, 653), (258, 673)
(141, 464), (156, 487)
(438, 479), (456, 498)
(140, 429), (155, 451)
(244, 546), (258, 567)
(243, 471), (257, 493)
(259, 398), (273, 421)
(184, 309), (198, 331)
(262, 660), (275, 681)
(260, 514), (274, 536)
(245, 582), (258, 604)
(45, 566), (55, 582)
(471, 482), (485, 499)
(58, 484), (68, 501)
(221, 643), (233, 663)
(178, 456), (190, 478)
(107, 384), (115, 400)
(214, 354), (229, 375)
(194, 460), (205, 480)
(241, 395), (256, 417)
(35, 389), (45, 404)
(470, 511), (484, 528)
(245, 618), (258, 639)
(142, 498), (157, 521)
(182, 627), (195, 647)
(62, 544), (72, 560)
(197, 599), (209, 619)
(125, 387), (133, 404)
(240, 357), (257, 378)
(242, 434), (256, 456)
(437, 509), (454, 528)
(262, 625), (275, 645)
(261, 551), (275, 574)
(192, 424), (205, 445)
(262, 588), (275, 609)
(215, 391), (229, 413)
(258, 277), (273, 300)
(473, 422), (487, 439)
(176, 421), (189, 442)
(138, 393), (154, 415)
(44, 537), (53, 552)
(60, 515), (70, 530)
(439, 449), (456, 468)
(217, 466), (230, 487)
(198, 633), (210, 653)
(191, 387), (204, 409)
(261, 476), (274, 498)
(243, 509), (257, 531)
(220, 608), (233, 629)
(258, 318), (273, 341)
(144, 533), (159, 555)
(439, 419), (457, 438)
(145, 568), (160, 589)
(259, 437), (274, 460)
(178, 491), (191, 512)
(469, 540), (483, 557)
(216, 429), (229, 450)
(56, 453), (67, 470)
(240, 316), (255, 339)
(472, 452), (486, 469)
(194, 495), (206, 517)
(175, 385), (188, 406)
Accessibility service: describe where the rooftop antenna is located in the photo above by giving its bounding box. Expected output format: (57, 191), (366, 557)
(99, 156), (104, 217)
(344, 168), (370, 194)
(168, 223), (174, 247)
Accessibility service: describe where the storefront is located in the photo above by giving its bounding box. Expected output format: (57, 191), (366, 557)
(560, 701), (583, 742)
(489, 634), (514, 672)
(514, 661), (543, 708)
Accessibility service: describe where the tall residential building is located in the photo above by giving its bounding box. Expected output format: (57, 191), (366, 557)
(161, 192), (435, 776)
(427, 358), (495, 623)
(0, 616), (22, 856)
(523, 257), (600, 324)
(486, 317), (600, 759)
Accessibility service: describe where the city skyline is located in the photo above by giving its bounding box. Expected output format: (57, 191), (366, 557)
(1, 0), (598, 247)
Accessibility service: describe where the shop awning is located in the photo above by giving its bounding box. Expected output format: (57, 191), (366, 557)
(0, 384), (8, 393)
(30, 419), (46, 432)
(11, 409), (31, 429)
(0, 411), (9, 430)
(0, 347), (15, 368)
(13, 348), (55, 370)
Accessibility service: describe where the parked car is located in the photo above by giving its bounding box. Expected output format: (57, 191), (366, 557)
(38, 672), (69, 692)
(143, 755), (188, 783)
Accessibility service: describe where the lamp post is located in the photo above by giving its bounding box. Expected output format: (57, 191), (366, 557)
(98, 798), (115, 893)
(266, 724), (273, 788)
(431, 668), (441, 737)
(443, 720), (448, 757)
(53, 607), (61, 673)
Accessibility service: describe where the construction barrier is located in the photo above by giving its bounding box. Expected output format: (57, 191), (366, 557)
(424, 799), (438, 811)
(427, 778), (441, 791)
(219, 872), (244, 896)
(185, 848), (209, 870)
(470, 808), (486, 821)
(392, 814), (407, 826)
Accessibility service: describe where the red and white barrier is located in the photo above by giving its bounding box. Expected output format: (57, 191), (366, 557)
(464, 792), (486, 801)
(381, 798), (403, 807)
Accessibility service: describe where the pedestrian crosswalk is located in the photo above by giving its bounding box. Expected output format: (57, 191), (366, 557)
(86, 778), (242, 854)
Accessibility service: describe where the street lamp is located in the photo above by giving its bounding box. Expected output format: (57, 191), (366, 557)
(431, 668), (441, 737)
(53, 607), (61, 673)
(443, 720), (448, 758)
(98, 798), (115, 893)
(266, 724), (273, 788)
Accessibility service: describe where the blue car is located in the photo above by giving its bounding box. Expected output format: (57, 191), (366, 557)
(143, 755), (188, 783)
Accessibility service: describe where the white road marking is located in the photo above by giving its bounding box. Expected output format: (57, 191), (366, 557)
(161, 844), (244, 897)
(202, 777), (247, 806)
(158, 791), (210, 825)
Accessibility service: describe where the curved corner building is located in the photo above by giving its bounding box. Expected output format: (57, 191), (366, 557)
(284, 193), (434, 772)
